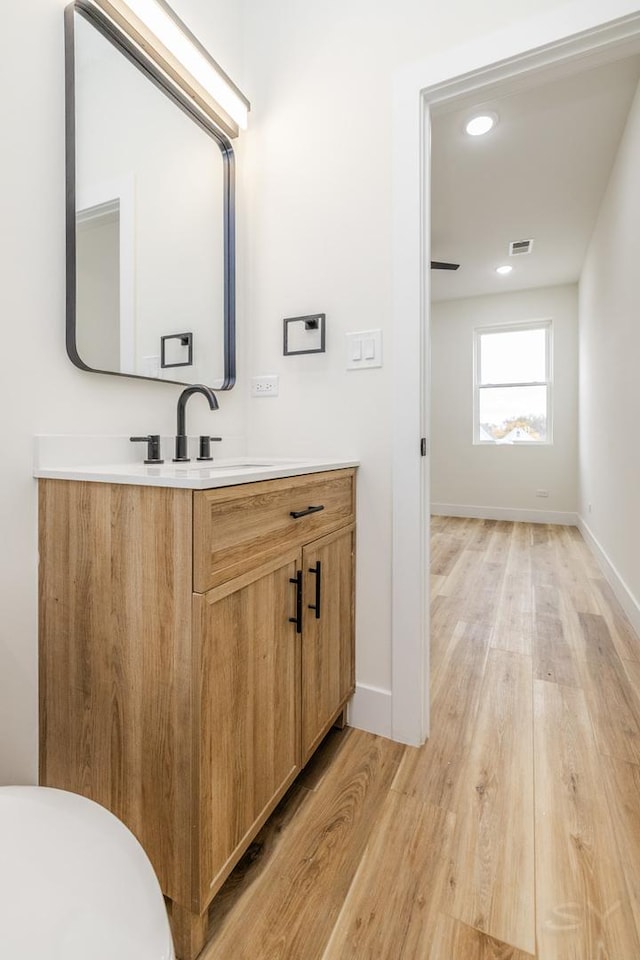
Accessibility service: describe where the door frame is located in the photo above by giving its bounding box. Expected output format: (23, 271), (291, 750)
(390, 0), (640, 745)
(77, 175), (136, 373)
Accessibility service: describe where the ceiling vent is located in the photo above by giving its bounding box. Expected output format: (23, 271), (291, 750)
(509, 238), (534, 256)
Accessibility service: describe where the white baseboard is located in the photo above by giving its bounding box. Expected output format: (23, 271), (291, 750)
(431, 502), (578, 525)
(347, 683), (392, 739)
(577, 516), (640, 638)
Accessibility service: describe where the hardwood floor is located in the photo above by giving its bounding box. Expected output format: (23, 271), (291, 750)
(199, 518), (640, 960)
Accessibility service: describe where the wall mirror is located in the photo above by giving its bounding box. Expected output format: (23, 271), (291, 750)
(65, 1), (236, 389)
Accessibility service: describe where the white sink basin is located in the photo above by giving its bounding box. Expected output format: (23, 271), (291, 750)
(170, 460), (279, 470)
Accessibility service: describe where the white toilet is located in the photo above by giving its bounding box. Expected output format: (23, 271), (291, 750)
(0, 786), (175, 960)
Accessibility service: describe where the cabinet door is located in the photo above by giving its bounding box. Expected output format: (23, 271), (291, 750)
(193, 549), (301, 909)
(301, 525), (355, 762)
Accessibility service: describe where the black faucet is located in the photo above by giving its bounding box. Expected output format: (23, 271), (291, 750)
(173, 384), (219, 462)
(130, 434), (164, 464)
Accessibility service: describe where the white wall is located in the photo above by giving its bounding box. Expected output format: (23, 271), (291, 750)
(0, 0), (245, 785)
(579, 77), (640, 627)
(431, 285), (578, 521)
(240, 0), (571, 709)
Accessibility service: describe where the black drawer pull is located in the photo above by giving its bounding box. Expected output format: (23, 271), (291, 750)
(290, 505), (325, 520)
(308, 561), (322, 619)
(289, 571), (302, 633)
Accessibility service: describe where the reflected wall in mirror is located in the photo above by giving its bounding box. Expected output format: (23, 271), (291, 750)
(66, 1), (236, 389)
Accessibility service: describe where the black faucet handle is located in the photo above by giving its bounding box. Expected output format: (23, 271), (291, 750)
(197, 436), (223, 461)
(130, 435), (164, 464)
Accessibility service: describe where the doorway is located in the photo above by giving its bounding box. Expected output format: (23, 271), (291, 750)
(390, 5), (640, 746)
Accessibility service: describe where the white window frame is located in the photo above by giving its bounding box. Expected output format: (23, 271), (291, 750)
(473, 319), (553, 445)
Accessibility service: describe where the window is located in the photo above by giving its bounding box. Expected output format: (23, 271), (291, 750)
(474, 321), (552, 444)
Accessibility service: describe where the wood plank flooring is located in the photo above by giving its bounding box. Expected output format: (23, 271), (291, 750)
(199, 518), (640, 960)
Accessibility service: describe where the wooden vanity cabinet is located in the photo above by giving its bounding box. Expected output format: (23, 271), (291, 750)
(39, 468), (355, 960)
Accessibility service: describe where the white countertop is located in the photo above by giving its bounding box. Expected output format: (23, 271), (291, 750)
(34, 457), (359, 489)
(33, 437), (358, 489)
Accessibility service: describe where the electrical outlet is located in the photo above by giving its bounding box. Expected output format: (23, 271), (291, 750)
(536, 489), (549, 498)
(141, 355), (160, 377)
(251, 375), (279, 397)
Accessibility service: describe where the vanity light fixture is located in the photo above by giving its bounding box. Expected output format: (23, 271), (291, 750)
(465, 112), (498, 137)
(89, 0), (250, 136)
(496, 265), (513, 275)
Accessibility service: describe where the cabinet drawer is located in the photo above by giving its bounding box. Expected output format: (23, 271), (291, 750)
(193, 469), (355, 592)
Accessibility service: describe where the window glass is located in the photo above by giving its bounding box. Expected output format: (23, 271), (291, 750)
(475, 322), (551, 444)
(480, 327), (546, 384)
(479, 385), (548, 442)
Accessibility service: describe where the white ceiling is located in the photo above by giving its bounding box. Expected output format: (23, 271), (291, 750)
(430, 55), (640, 302)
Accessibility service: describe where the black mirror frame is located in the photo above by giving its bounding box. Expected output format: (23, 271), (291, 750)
(64, 1), (236, 389)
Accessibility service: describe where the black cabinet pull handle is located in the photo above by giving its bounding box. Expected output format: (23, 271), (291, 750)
(308, 561), (322, 619)
(290, 505), (325, 519)
(289, 571), (302, 633)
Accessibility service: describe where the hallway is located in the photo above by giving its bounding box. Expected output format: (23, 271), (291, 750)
(202, 518), (640, 959)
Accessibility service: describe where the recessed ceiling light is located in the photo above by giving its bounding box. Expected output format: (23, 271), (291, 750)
(496, 265), (513, 275)
(465, 113), (498, 137)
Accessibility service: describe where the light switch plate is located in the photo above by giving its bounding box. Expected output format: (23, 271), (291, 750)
(346, 330), (382, 370)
